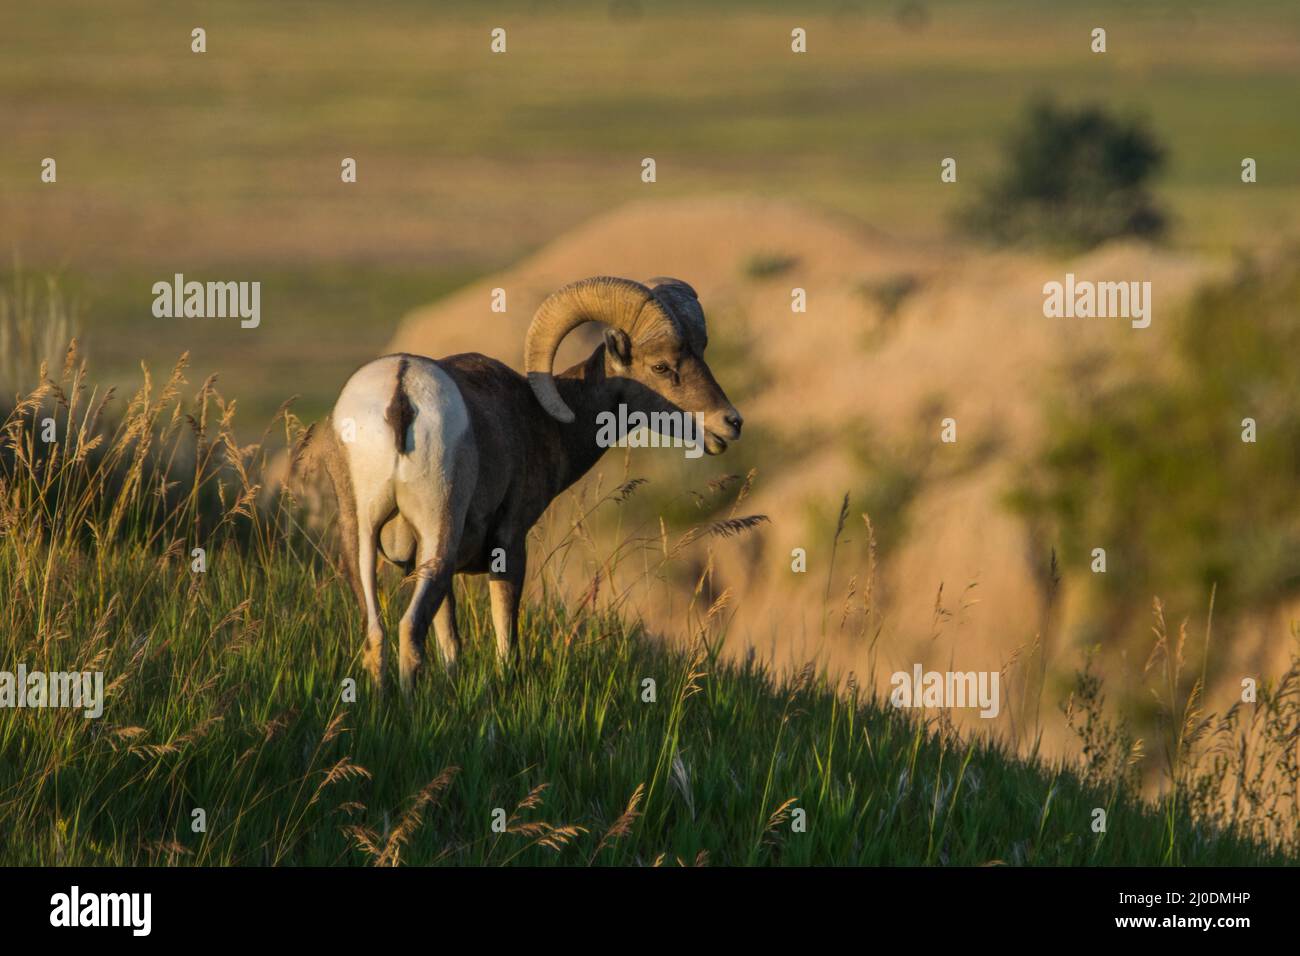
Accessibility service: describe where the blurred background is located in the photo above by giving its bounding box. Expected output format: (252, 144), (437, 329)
(3, 0), (1299, 765)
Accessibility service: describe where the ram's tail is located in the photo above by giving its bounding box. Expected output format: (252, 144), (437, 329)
(384, 356), (416, 455)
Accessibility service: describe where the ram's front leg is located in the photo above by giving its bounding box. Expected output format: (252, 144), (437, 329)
(488, 543), (526, 666)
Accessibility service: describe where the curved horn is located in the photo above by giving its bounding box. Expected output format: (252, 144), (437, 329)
(647, 277), (707, 353)
(524, 276), (671, 423)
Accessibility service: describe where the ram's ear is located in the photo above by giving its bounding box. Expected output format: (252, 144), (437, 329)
(603, 327), (632, 369)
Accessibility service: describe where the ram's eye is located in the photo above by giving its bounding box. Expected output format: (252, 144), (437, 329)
(651, 362), (672, 375)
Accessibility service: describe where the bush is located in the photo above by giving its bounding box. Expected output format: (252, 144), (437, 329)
(960, 98), (1167, 249)
(1011, 259), (1300, 633)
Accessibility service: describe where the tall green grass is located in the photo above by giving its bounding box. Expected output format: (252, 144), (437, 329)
(1, 282), (1297, 865)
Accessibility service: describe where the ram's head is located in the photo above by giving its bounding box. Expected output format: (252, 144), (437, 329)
(524, 275), (743, 455)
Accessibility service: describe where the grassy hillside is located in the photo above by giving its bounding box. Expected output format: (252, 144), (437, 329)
(2, 332), (1297, 865)
(3, 556), (1291, 867)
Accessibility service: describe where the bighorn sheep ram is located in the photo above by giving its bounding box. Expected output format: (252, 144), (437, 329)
(300, 276), (743, 694)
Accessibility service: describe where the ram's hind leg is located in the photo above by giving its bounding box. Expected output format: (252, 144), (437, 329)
(321, 429), (365, 608)
(319, 424), (381, 685)
(398, 536), (455, 696)
(356, 517), (387, 691)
